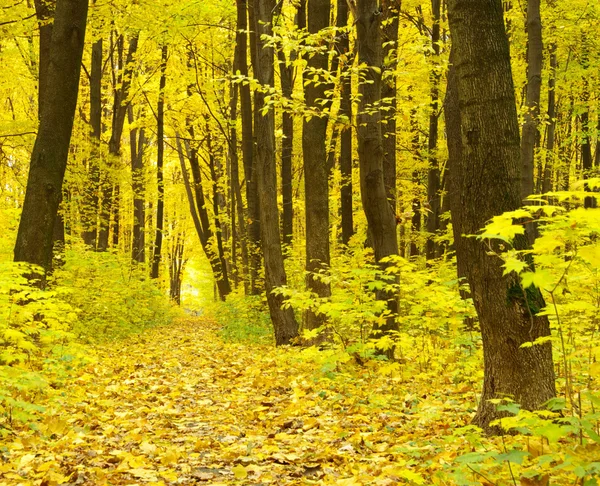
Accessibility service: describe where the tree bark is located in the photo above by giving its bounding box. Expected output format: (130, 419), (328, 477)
(14, 0), (89, 273)
(356, 0), (399, 356)
(447, 0), (555, 433)
(254, 0), (299, 345)
(541, 44), (556, 195)
(82, 37), (102, 247)
(520, 0), (543, 205)
(337, 0), (354, 246)
(426, 0), (442, 260)
(278, 50), (294, 247)
(129, 106), (146, 263)
(33, 0), (55, 119)
(151, 45), (167, 279)
(303, 0), (332, 334)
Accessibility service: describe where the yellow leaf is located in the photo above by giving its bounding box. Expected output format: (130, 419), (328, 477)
(232, 464), (248, 479)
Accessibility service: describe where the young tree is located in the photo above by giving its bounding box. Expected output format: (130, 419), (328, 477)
(254, 0), (299, 345)
(446, 0), (556, 432)
(14, 0), (89, 274)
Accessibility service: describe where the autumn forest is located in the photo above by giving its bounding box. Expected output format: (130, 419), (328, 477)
(1, 0), (600, 484)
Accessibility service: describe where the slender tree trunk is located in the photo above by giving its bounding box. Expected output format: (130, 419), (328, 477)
(278, 50), (294, 247)
(520, 0), (543, 205)
(82, 38), (102, 247)
(302, 0), (332, 334)
(356, 0), (399, 357)
(33, 0), (54, 118)
(381, 0), (399, 210)
(151, 45), (167, 279)
(129, 106), (146, 263)
(447, 0), (555, 433)
(254, 0), (299, 345)
(98, 33), (139, 250)
(541, 44), (556, 194)
(426, 0), (442, 260)
(14, 0), (89, 274)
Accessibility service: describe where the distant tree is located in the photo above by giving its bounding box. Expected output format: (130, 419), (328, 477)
(14, 0), (89, 274)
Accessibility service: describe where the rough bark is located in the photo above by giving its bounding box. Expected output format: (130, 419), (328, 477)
(356, 0), (399, 356)
(254, 0), (299, 345)
(303, 0), (332, 334)
(520, 0), (543, 204)
(447, 0), (556, 433)
(151, 45), (167, 279)
(14, 0), (89, 273)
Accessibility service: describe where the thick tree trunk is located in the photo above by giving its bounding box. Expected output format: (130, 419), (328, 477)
(336, 0), (354, 246)
(447, 0), (555, 433)
(129, 106), (146, 263)
(33, 0), (54, 118)
(356, 0), (399, 356)
(151, 45), (167, 279)
(302, 0), (332, 334)
(520, 0), (543, 204)
(426, 0), (442, 260)
(254, 0), (299, 345)
(14, 0), (88, 273)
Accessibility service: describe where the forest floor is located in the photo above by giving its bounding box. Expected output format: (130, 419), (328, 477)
(1, 318), (481, 485)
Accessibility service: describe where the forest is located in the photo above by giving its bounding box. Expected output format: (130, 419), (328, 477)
(1, 0), (599, 484)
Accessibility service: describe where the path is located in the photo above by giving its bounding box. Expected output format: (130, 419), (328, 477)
(1, 318), (469, 485)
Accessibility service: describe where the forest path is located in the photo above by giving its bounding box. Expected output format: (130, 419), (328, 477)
(2, 318), (469, 485)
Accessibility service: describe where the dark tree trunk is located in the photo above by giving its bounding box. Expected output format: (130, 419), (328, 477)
(151, 45), (167, 279)
(356, 0), (399, 356)
(303, 0), (332, 334)
(238, 0), (261, 294)
(129, 106), (146, 263)
(98, 33), (139, 250)
(337, 0), (354, 246)
(254, 0), (299, 345)
(82, 38), (102, 247)
(278, 50), (294, 247)
(14, 0), (88, 274)
(33, 0), (54, 118)
(409, 106), (421, 257)
(447, 0), (555, 433)
(541, 45), (556, 194)
(169, 232), (185, 304)
(425, 0), (442, 260)
(381, 0), (399, 211)
(520, 0), (543, 204)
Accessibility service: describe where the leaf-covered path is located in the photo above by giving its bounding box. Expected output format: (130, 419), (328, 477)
(2, 318), (475, 485)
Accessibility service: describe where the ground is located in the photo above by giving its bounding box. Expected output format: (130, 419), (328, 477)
(0, 318), (481, 485)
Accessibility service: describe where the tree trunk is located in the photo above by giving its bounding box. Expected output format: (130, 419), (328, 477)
(520, 0), (543, 205)
(151, 45), (167, 279)
(278, 50), (294, 247)
(254, 0), (299, 345)
(129, 106), (146, 263)
(381, 0), (399, 211)
(426, 0), (442, 260)
(14, 0), (88, 274)
(356, 0), (399, 356)
(337, 0), (354, 246)
(33, 0), (54, 119)
(98, 33), (139, 250)
(447, 0), (555, 433)
(302, 0), (332, 334)
(82, 38), (102, 247)
(541, 44), (556, 195)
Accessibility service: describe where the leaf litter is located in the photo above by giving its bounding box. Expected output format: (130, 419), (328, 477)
(0, 318), (477, 485)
